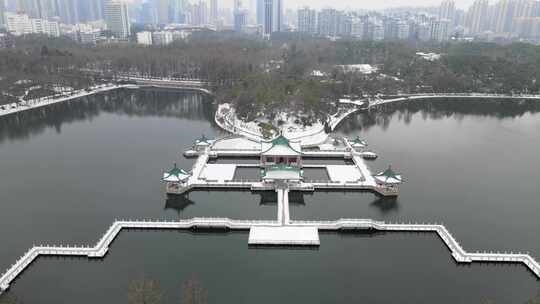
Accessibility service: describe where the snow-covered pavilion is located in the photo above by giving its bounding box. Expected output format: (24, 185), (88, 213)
(260, 135), (303, 168)
(193, 134), (214, 151)
(260, 135), (303, 182)
(162, 164), (191, 183)
(350, 136), (368, 149)
(373, 166), (403, 185)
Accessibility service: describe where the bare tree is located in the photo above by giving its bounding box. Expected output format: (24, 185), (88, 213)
(180, 277), (207, 304)
(128, 277), (162, 304)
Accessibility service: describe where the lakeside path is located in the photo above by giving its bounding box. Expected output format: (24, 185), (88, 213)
(0, 77), (212, 118)
(0, 84), (136, 118)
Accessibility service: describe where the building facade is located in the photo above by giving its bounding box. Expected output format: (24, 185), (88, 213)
(262, 0), (282, 36)
(5, 11), (59, 36)
(297, 7), (316, 34)
(105, 0), (130, 39)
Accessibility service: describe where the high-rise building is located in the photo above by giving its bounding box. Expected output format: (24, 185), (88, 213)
(234, 9), (247, 31)
(153, 0), (169, 24)
(439, 0), (455, 20)
(430, 18), (450, 40)
(397, 20), (410, 39)
(383, 17), (399, 39)
(351, 17), (365, 39)
(5, 11), (59, 36)
(262, 0), (282, 35)
(0, 0), (6, 28)
(105, 0), (130, 39)
(256, 0), (264, 25)
(55, 0), (79, 24)
(14, 0), (57, 19)
(170, 0), (187, 23)
(513, 16), (540, 38)
(493, 0), (515, 33)
(318, 8), (340, 37)
(190, 0), (208, 25)
(439, 0), (455, 23)
(210, 0), (218, 23)
(297, 7), (316, 33)
(234, 0), (242, 12)
(467, 0), (489, 34)
(141, 1), (158, 24)
(85, 0), (105, 22)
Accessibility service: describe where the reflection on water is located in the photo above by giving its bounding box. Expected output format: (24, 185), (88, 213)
(258, 191), (278, 206)
(370, 196), (399, 214)
(0, 88), (215, 143)
(1, 91), (540, 303)
(164, 195), (196, 215)
(338, 98), (540, 133)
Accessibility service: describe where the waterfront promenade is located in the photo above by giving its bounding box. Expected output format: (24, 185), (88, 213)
(0, 77), (211, 118)
(369, 93), (540, 108)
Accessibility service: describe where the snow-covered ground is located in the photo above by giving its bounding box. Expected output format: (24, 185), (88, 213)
(212, 136), (261, 151)
(326, 165), (363, 182)
(337, 64), (378, 74)
(200, 164), (237, 182)
(0, 84), (136, 117)
(215, 103), (362, 147)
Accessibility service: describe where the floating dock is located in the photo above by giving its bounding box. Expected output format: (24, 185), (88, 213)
(248, 226), (320, 246)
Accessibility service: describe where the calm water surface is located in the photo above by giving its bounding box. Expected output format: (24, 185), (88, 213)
(0, 93), (539, 303)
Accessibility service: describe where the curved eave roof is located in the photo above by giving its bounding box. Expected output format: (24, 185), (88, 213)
(374, 175), (402, 185)
(162, 166), (191, 182)
(261, 135), (302, 156)
(374, 167), (403, 184)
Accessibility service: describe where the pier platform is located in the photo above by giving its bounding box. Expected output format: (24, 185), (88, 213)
(248, 226), (320, 246)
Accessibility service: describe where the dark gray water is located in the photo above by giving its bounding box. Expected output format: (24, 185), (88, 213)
(0, 92), (539, 303)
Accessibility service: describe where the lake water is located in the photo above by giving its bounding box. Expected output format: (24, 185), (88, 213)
(0, 92), (539, 303)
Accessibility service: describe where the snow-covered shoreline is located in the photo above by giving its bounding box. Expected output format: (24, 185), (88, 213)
(214, 102), (363, 147)
(0, 84), (138, 117)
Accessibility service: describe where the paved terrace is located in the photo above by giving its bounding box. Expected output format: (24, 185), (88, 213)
(170, 137), (380, 195)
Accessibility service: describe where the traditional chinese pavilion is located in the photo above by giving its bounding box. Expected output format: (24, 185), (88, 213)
(260, 135), (303, 182)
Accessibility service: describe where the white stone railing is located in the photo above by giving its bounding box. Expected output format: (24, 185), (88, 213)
(1, 218), (538, 294)
(370, 93), (540, 108)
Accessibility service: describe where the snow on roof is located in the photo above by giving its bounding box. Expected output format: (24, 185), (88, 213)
(195, 134), (212, 145)
(416, 52), (441, 61)
(162, 164), (191, 182)
(350, 136), (367, 147)
(338, 64), (378, 74)
(261, 135), (302, 156)
(373, 166), (403, 185)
